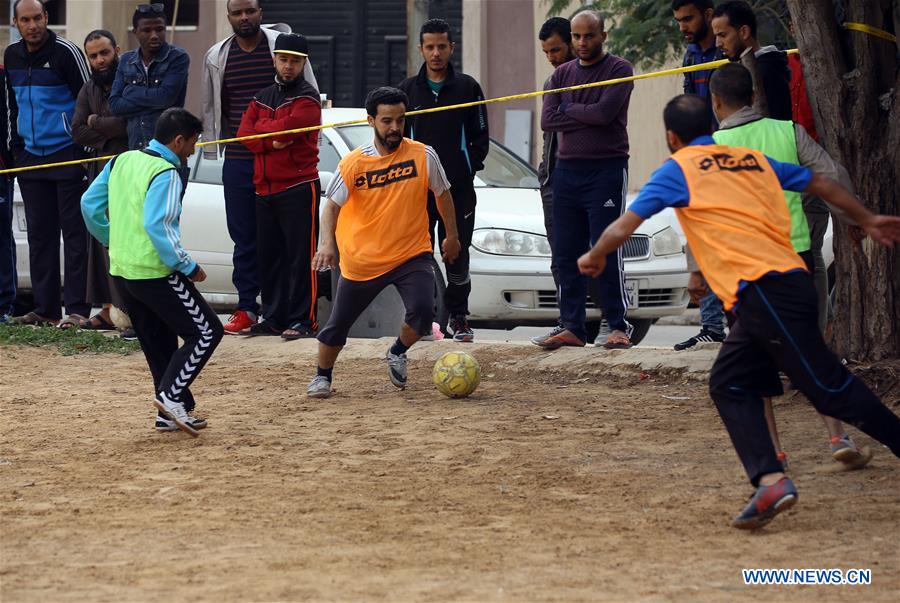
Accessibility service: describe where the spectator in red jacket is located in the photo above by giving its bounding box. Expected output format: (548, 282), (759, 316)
(238, 33), (321, 340)
(787, 23), (818, 142)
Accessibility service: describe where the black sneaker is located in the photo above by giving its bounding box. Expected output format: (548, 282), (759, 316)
(449, 315), (474, 343)
(120, 327), (138, 341)
(673, 328), (725, 351)
(246, 320), (282, 336)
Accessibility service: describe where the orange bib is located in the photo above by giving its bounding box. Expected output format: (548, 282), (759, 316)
(336, 139), (432, 281)
(671, 144), (806, 310)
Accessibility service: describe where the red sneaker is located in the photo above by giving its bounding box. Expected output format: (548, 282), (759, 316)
(223, 310), (257, 334)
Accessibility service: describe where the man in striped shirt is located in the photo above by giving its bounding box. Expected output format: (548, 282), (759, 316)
(200, 0), (318, 335)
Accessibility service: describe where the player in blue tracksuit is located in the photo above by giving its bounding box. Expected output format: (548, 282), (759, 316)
(4, 0), (92, 325)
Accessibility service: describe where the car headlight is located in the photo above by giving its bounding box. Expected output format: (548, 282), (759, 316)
(471, 229), (552, 257)
(652, 226), (682, 256)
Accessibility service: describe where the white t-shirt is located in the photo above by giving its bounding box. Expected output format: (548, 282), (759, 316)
(325, 141), (450, 206)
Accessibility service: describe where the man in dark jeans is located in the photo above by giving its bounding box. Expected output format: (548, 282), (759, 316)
(398, 18), (489, 343)
(532, 17), (575, 345)
(5, 0), (91, 326)
(580, 94), (900, 530)
(109, 3), (189, 150)
(0, 66), (15, 322)
(202, 0), (318, 335)
(237, 33), (321, 340)
(539, 10), (635, 350)
(672, 0), (728, 350)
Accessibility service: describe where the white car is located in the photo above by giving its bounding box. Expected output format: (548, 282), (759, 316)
(13, 107), (690, 344)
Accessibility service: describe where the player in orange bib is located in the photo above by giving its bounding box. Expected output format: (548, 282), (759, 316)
(579, 94), (900, 530)
(307, 87), (461, 399)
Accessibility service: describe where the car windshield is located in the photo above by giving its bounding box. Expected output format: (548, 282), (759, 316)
(335, 125), (539, 189)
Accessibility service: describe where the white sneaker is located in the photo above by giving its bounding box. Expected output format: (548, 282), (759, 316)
(307, 375), (333, 398)
(153, 394), (200, 437)
(155, 414), (208, 432)
(386, 349), (408, 388)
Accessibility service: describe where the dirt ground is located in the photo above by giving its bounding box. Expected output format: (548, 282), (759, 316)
(1, 337), (898, 602)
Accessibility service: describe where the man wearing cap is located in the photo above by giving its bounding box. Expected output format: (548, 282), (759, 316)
(237, 33), (321, 340)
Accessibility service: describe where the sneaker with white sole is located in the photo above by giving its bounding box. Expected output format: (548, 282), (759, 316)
(153, 393), (200, 437)
(830, 435), (873, 469)
(531, 324), (565, 346)
(449, 315), (474, 343)
(155, 414), (208, 432)
(307, 375), (333, 398)
(386, 349), (408, 388)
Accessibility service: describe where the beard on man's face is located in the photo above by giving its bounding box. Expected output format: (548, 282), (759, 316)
(235, 22), (261, 39)
(377, 130), (402, 151)
(91, 56), (119, 87)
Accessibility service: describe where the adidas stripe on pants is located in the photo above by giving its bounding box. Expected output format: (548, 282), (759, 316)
(114, 273), (224, 413)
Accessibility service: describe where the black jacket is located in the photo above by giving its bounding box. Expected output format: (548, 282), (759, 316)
(397, 62), (489, 187)
(754, 47), (792, 121)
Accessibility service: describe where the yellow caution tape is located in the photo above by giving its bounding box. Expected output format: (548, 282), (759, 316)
(843, 22), (897, 43)
(0, 49), (800, 176)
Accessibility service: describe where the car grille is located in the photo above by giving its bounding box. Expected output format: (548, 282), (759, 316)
(536, 288), (682, 309)
(623, 235), (650, 260)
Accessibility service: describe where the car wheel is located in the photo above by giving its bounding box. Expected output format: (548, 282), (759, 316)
(586, 318), (653, 346)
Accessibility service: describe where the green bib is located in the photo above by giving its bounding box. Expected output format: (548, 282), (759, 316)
(713, 118), (810, 253)
(107, 150), (177, 279)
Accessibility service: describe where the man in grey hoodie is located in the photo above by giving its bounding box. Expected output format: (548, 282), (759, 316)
(200, 0), (318, 335)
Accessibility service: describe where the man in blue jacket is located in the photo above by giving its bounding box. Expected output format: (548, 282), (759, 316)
(109, 3), (189, 150)
(5, 0), (91, 326)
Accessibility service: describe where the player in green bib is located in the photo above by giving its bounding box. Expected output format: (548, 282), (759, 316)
(81, 108), (223, 437)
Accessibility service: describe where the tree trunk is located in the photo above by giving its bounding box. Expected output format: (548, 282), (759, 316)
(786, 0), (899, 361)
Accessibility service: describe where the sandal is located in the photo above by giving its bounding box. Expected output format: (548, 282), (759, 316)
(79, 313), (117, 331)
(282, 323), (315, 341)
(9, 311), (60, 326)
(58, 314), (89, 330)
(602, 330), (633, 350)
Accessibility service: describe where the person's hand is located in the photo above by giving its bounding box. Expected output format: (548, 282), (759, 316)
(578, 250), (605, 277)
(441, 235), (461, 264)
(87, 114), (98, 128)
(191, 266), (207, 283)
(860, 215), (900, 248)
(272, 139), (293, 150)
(687, 271), (710, 305)
(312, 243), (338, 271)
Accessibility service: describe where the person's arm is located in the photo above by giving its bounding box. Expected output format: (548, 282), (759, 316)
(579, 159), (691, 275)
(117, 52), (190, 111)
(579, 211), (645, 276)
(793, 124), (857, 224)
(59, 42), (90, 100)
(434, 189), (460, 264)
(236, 100), (277, 154)
(558, 62), (635, 127)
(142, 169), (198, 276)
(80, 160), (113, 245)
(465, 79), (489, 173)
(312, 199), (342, 270)
(252, 97), (321, 139)
(200, 48), (219, 160)
(71, 84), (107, 149)
(540, 71), (584, 132)
(108, 60), (144, 118)
(768, 155), (900, 247)
(90, 114), (128, 141)
(4, 64), (24, 160)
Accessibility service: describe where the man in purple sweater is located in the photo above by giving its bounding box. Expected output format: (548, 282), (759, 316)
(538, 10), (635, 350)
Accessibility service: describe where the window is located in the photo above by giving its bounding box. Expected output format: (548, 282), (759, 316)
(4, 0), (65, 25)
(160, 0), (198, 28)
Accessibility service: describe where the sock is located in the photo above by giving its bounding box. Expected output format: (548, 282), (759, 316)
(390, 338), (410, 356)
(317, 366), (333, 382)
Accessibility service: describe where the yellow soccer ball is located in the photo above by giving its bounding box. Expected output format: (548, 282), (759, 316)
(432, 351), (481, 398)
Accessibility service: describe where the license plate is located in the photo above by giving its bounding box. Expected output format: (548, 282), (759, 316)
(625, 280), (638, 309)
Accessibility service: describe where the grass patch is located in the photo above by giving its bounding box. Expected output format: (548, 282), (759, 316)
(0, 323), (139, 356)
